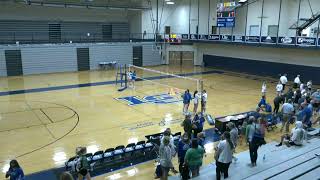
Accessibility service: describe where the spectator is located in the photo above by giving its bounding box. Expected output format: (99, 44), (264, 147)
(246, 116), (255, 145)
(258, 95), (267, 108)
(182, 89), (192, 115)
(60, 172), (74, 180)
(276, 121), (306, 147)
(227, 122), (238, 151)
(201, 90), (208, 114)
(300, 82), (305, 92)
(215, 131), (234, 180)
(239, 118), (248, 145)
(161, 128), (175, 148)
(76, 147), (91, 180)
(293, 75), (301, 89)
(159, 136), (177, 180)
(185, 139), (205, 178)
(197, 132), (206, 148)
(261, 81), (267, 96)
(280, 99), (295, 133)
(181, 114), (193, 139)
(307, 80), (312, 91)
(302, 102), (313, 129)
(294, 89), (302, 105)
(193, 90), (201, 114)
(285, 88), (294, 102)
(192, 113), (205, 138)
(177, 133), (190, 174)
(247, 117), (265, 167)
(276, 81), (283, 95)
(280, 74), (288, 91)
(5, 160), (24, 180)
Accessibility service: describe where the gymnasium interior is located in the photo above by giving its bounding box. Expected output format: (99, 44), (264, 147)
(0, 0), (320, 179)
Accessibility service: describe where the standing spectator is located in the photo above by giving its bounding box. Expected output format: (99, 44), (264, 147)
(227, 122), (238, 151)
(248, 117), (266, 167)
(76, 147), (91, 180)
(307, 80), (312, 92)
(159, 136), (177, 180)
(5, 160), (24, 180)
(276, 121), (306, 147)
(215, 131), (234, 180)
(161, 128), (175, 149)
(197, 132), (206, 148)
(182, 89), (192, 115)
(276, 81), (283, 95)
(280, 74), (288, 91)
(285, 88), (294, 102)
(193, 90), (201, 114)
(185, 139), (205, 178)
(280, 99), (295, 133)
(181, 114), (193, 139)
(201, 90), (208, 114)
(192, 113), (205, 138)
(294, 89), (302, 105)
(258, 95), (267, 108)
(261, 81), (267, 96)
(177, 133), (190, 174)
(293, 75), (301, 89)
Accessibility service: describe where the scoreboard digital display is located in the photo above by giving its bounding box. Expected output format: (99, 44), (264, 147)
(217, 1), (236, 27)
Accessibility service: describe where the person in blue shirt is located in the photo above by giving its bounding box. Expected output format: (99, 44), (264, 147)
(258, 96), (267, 108)
(182, 89), (192, 115)
(5, 160), (24, 180)
(192, 113), (205, 138)
(303, 103), (313, 128)
(131, 71), (136, 88)
(177, 133), (190, 174)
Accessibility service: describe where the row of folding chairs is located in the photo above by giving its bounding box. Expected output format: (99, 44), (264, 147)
(65, 132), (182, 173)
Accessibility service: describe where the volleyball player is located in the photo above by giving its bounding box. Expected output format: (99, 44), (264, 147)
(131, 71), (136, 89)
(201, 90), (207, 115)
(127, 71), (132, 88)
(193, 90), (201, 114)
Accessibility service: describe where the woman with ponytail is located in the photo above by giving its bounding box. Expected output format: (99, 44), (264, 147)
(214, 131), (234, 180)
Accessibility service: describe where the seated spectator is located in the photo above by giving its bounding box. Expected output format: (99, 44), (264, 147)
(184, 139), (205, 178)
(177, 133), (190, 174)
(276, 121), (306, 147)
(5, 160), (24, 180)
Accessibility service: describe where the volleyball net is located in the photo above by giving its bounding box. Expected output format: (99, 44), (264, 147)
(128, 65), (203, 96)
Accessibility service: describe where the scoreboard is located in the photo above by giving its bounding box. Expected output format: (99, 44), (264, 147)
(217, 1), (236, 27)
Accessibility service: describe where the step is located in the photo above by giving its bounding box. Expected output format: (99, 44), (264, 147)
(295, 166), (320, 180)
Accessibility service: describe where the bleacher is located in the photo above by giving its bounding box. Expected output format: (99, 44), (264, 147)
(169, 137), (320, 180)
(64, 132), (181, 177)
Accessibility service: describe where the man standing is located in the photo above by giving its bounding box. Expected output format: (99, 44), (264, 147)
(293, 75), (301, 89)
(280, 74), (288, 91)
(276, 81), (283, 95)
(182, 89), (192, 115)
(274, 94), (284, 114)
(280, 99), (295, 133)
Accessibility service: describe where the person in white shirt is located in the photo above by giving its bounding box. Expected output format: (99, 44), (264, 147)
(215, 131), (234, 180)
(276, 81), (283, 95)
(193, 90), (201, 114)
(280, 74), (288, 91)
(201, 90), (207, 114)
(261, 81), (267, 96)
(300, 83), (304, 92)
(280, 99), (295, 133)
(293, 75), (301, 89)
(276, 121), (306, 147)
(307, 80), (312, 91)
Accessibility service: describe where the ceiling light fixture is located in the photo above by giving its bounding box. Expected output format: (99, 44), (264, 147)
(166, 1), (175, 5)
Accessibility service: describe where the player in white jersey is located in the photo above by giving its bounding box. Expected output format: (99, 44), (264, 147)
(261, 81), (267, 96)
(276, 81), (283, 96)
(201, 90), (207, 114)
(193, 90), (201, 114)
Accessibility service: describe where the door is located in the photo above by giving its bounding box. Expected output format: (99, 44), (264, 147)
(5, 50), (23, 76)
(169, 51), (194, 66)
(165, 26), (171, 34)
(133, 46), (143, 67)
(102, 25), (112, 41)
(49, 23), (61, 43)
(77, 48), (90, 71)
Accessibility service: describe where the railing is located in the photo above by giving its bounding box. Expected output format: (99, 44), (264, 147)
(0, 32), (319, 48)
(0, 32), (158, 44)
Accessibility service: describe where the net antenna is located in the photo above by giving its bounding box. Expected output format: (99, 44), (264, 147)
(128, 64), (203, 95)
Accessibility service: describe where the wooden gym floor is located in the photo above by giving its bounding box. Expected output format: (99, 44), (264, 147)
(0, 65), (315, 179)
